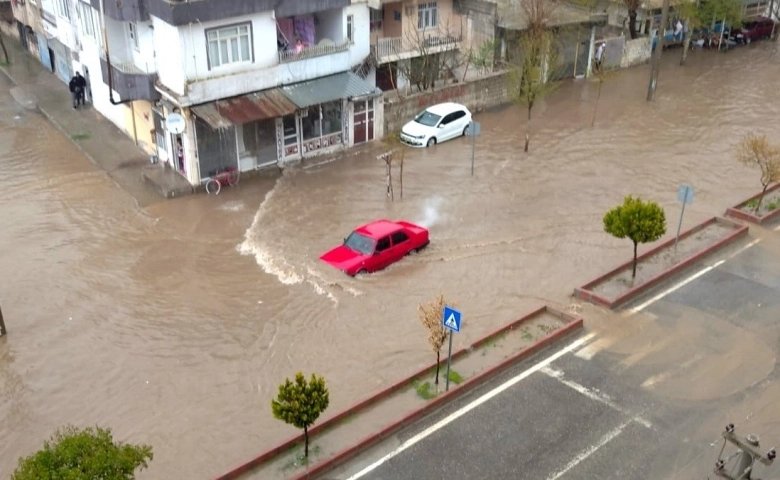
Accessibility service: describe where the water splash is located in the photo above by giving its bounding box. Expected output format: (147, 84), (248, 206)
(416, 196), (445, 229)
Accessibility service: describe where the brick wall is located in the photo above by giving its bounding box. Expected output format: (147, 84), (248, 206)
(620, 37), (652, 68)
(382, 71), (509, 135)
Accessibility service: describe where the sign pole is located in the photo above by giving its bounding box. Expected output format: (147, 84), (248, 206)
(445, 332), (453, 391)
(675, 199), (687, 251)
(675, 185), (693, 251)
(0, 303), (6, 337)
(470, 127), (476, 177)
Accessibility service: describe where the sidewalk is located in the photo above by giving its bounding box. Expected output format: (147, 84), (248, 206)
(0, 37), (192, 207)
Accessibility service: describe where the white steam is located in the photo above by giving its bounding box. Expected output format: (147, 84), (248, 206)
(416, 196), (445, 229)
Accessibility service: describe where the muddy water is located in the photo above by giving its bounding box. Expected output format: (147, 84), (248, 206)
(1, 45), (779, 479)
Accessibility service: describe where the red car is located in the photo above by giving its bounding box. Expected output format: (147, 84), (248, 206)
(320, 219), (430, 276)
(733, 17), (776, 43)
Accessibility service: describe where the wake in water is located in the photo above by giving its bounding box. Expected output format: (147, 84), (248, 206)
(415, 196), (445, 229)
(237, 176), (362, 304)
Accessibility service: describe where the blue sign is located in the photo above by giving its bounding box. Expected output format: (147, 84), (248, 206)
(677, 184), (695, 204)
(442, 306), (462, 333)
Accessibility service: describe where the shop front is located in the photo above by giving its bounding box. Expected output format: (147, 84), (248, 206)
(189, 71), (381, 184)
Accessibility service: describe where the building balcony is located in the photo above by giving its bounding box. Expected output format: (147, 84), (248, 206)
(100, 56), (160, 101)
(371, 33), (462, 64)
(89, 0), (148, 22)
(144, 0), (349, 27)
(278, 40), (350, 63)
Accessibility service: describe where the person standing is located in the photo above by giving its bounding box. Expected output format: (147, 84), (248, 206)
(69, 72), (87, 109)
(176, 138), (185, 173)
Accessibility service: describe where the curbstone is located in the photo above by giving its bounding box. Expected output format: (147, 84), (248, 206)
(725, 183), (780, 225)
(574, 216), (749, 309)
(215, 305), (583, 480)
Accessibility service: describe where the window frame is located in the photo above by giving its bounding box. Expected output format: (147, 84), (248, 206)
(369, 8), (383, 32)
(417, 2), (438, 30)
(127, 22), (140, 51)
(57, 0), (71, 20)
(78, 2), (95, 38)
(390, 231), (409, 246)
(346, 14), (354, 43)
(205, 21), (255, 70)
(375, 236), (391, 253)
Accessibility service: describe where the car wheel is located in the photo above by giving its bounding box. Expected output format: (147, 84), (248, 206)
(426, 137), (437, 147)
(462, 124), (469, 136)
(356, 269), (368, 276)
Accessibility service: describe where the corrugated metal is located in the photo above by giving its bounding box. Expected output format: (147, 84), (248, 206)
(281, 72), (381, 109)
(191, 89), (297, 129)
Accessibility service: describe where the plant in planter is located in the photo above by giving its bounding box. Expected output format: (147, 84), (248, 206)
(603, 196), (667, 279)
(736, 133), (780, 214)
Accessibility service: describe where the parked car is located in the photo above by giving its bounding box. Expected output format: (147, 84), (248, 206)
(319, 220), (430, 276)
(732, 17), (776, 43)
(399, 102), (472, 148)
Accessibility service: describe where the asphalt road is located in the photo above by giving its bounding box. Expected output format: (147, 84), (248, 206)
(325, 228), (780, 480)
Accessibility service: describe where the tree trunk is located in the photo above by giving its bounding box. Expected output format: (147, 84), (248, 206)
(304, 425), (309, 458)
(434, 350), (440, 385)
(524, 105), (532, 152)
(628, 11), (639, 39)
(591, 78), (603, 128)
(680, 20), (692, 65)
(0, 29), (9, 65)
(632, 241), (638, 278)
(399, 159), (404, 199)
(756, 184), (769, 213)
(0, 303), (6, 336)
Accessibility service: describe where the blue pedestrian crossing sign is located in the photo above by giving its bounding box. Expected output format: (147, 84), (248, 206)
(442, 306), (462, 333)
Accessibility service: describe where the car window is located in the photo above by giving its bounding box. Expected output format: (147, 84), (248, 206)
(451, 111), (466, 121)
(344, 232), (375, 255)
(375, 236), (391, 253)
(439, 113), (456, 125)
(391, 231), (409, 245)
(414, 110), (442, 127)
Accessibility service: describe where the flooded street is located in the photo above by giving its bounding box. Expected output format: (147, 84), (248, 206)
(1, 44), (779, 479)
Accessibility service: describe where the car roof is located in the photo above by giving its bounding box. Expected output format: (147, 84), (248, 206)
(355, 220), (401, 238)
(425, 102), (469, 115)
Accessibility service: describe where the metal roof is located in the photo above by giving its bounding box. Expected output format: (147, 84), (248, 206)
(281, 71), (381, 109)
(191, 89), (297, 129)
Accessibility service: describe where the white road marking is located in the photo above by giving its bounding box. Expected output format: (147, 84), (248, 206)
(641, 353), (705, 388)
(545, 420), (631, 480)
(774, 224), (780, 232)
(541, 366), (652, 429)
(344, 333), (598, 480)
(624, 238), (762, 316)
(574, 337), (616, 360)
(621, 336), (676, 368)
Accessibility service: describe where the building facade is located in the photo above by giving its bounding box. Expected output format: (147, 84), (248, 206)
(11, 0), (383, 187)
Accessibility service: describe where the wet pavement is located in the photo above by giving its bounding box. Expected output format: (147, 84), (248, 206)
(328, 230), (780, 480)
(2, 37), (780, 480)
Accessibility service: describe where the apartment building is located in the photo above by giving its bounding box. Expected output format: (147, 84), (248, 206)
(11, 0), (382, 186)
(367, 0), (465, 91)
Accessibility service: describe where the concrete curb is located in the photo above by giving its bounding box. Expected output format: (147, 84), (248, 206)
(725, 183), (780, 225)
(215, 305), (584, 480)
(573, 216), (749, 309)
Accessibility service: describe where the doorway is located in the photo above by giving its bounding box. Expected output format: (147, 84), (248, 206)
(82, 66), (93, 103)
(352, 99), (375, 145)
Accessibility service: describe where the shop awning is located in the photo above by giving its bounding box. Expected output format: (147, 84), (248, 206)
(281, 72), (381, 109)
(191, 88), (298, 129)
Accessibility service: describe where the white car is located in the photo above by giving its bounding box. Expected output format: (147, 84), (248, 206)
(399, 102), (473, 148)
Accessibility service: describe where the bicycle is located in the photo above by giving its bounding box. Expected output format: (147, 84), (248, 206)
(205, 167), (240, 195)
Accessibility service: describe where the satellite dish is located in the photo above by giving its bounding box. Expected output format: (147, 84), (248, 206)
(166, 113), (186, 134)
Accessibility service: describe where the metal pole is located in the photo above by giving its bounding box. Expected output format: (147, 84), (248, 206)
(445, 332), (453, 391)
(470, 128), (475, 176)
(586, 26), (596, 78)
(0, 303), (6, 336)
(675, 198), (687, 250)
(647, 0), (671, 101)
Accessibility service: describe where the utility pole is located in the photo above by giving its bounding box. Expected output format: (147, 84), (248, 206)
(713, 423), (776, 479)
(647, 0), (672, 101)
(0, 302), (6, 336)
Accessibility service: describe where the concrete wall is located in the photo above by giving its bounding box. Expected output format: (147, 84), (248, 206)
(620, 36), (651, 68)
(382, 70), (508, 135)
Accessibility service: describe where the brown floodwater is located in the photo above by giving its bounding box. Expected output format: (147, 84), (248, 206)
(1, 44), (779, 479)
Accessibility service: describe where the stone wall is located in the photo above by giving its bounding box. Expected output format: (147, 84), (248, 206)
(383, 71), (509, 135)
(620, 37), (652, 68)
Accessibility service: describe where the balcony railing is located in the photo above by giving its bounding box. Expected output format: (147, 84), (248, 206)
(99, 55), (160, 101)
(278, 41), (350, 63)
(373, 34), (462, 62)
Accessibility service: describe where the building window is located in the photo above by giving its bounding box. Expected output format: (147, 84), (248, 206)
(346, 15), (354, 43)
(57, 0), (71, 20)
(127, 22), (139, 51)
(418, 2), (438, 29)
(369, 8), (383, 32)
(92, 9), (104, 49)
(206, 23), (253, 69)
(301, 101), (343, 154)
(78, 2), (95, 38)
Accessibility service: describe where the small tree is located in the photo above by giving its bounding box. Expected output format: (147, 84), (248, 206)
(506, 0), (562, 152)
(736, 133), (780, 214)
(418, 294), (450, 386)
(13, 425), (153, 480)
(271, 372), (330, 459)
(603, 196), (667, 279)
(378, 134), (406, 201)
(623, 0), (642, 39)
